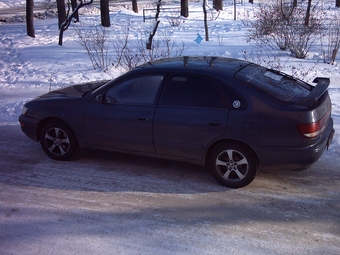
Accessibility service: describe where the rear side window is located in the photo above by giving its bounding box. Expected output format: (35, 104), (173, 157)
(235, 64), (311, 103)
(160, 75), (225, 108)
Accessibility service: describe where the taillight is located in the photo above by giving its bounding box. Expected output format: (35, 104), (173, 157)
(297, 112), (329, 138)
(297, 122), (321, 138)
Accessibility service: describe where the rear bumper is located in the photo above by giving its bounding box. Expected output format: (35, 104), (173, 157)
(256, 117), (334, 170)
(18, 115), (40, 141)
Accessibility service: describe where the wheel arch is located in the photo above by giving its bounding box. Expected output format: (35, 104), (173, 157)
(205, 139), (260, 169)
(36, 117), (78, 147)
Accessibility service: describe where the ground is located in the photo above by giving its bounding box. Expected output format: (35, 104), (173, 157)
(1, 0), (340, 254)
(1, 125), (340, 254)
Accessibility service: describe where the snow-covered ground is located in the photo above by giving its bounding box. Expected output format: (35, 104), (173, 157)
(0, 1), (340, 254)
(0, 0), (339, 141)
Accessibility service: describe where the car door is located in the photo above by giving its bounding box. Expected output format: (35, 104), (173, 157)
(153, 74), (229, 161)
(83, 75), (164, 153)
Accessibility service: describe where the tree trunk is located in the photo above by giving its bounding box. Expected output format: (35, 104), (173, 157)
(213, 0), (223, 11)
(57, 0), (66, 29)
(293, 0), (298, 7)
(71, 0), (79, 22)
(331, 49), (338, 64)
(249, 0), (253, 3)
(336, 0), (340, 7)
(305, 0), (312, 27)
(203, 0), (209, 41)
(26, 0), (35, 38)
(181, 0), (188, 18)
(155, 0), (161, 20)
(234, 0), (236, 21)
(100, 0), (110, 27)
(146, 21), (160, 49)
(132, 0), (138, 13)
(59, 0), (94, 46)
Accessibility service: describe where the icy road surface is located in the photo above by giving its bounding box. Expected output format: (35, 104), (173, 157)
(1, 125), (340, 255)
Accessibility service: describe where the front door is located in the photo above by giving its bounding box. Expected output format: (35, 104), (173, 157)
(83, 75), (164, 153)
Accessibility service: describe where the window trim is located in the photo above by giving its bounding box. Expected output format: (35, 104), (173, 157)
(103, 74), (165, 106)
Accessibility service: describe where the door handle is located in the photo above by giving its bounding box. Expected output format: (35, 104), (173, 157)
(137, 116), (149, 121)
(209, 121), (220, 127)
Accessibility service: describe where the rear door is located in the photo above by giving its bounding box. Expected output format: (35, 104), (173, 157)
(153, 74), (229, 161)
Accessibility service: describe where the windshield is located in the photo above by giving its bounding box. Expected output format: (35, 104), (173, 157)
(235, 64), (311, 103)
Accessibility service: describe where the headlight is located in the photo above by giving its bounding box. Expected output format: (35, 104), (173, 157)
(21, 106), (28, 116)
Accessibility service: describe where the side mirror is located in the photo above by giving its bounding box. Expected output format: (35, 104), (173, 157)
(96, 94), (104, 103)
(96, 94), (117, 104)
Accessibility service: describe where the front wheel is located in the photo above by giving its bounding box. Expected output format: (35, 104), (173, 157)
(39, 120), (77, 161)
(208, 142), (258, 188)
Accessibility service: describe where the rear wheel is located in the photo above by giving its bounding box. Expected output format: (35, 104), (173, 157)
(39, 120), (77, 161)
(208, 142), (258, 188)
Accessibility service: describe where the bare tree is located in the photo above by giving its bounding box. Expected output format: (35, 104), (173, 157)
(100, 0), (110, 27)
(57, 0), (67, 29)
(305, 0), (312, 27)
(147, 0), (162, 49)
(59, 0), (94, 46)
(146, 21), (160, 49)
(26, 0), (35, 38)
(234, 0), (236, 20)
(323, 13), (340, 64)
(74, 16), (186, 72)
(181, 0), (189, 17)
(132, 0), (138, 13)
(213, 0), (223, 11)
(293, 0), (298, 7)
(71, 0), (79, 22)
(203, 0), (209, 41)
(74, 25), (111, 71)
(248, 1), (323, 59)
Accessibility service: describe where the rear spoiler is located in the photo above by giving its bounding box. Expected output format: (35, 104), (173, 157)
(296, 77), (330, 107)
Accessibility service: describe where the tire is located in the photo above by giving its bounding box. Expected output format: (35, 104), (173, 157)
(39, 120), (77, 161)
(208, 142), (258, 188)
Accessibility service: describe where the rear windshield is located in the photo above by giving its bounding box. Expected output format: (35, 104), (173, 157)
(235, 64), (311, 103)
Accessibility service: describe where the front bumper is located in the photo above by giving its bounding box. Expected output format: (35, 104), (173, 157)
(18, 114), (40, 142)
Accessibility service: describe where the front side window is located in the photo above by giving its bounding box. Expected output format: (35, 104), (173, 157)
(160, 75), (224, 108)
(105, 75), (164, 105)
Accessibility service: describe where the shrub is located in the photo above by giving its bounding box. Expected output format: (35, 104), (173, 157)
(248, 0), (324, 59)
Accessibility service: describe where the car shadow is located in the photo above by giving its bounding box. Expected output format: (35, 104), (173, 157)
(2, 125), (337, 195)
(1, 125), (226, 194)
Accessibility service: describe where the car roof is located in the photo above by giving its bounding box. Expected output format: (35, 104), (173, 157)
(134, 56), (250, 74)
